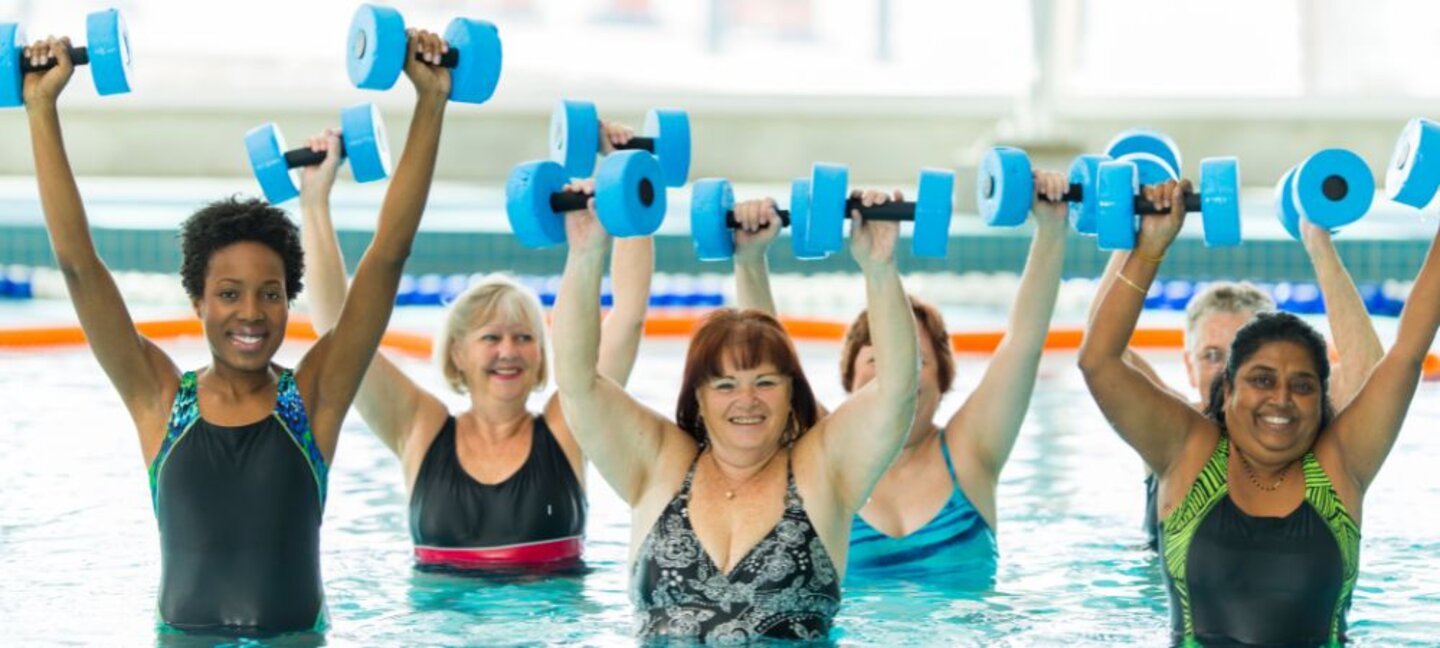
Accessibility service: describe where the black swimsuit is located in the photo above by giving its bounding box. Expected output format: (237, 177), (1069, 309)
(631, 453), (842, 643)
(409, 415), (585, 568)
(149, 369), (327, 635)
(1161, 437), (1360, 646)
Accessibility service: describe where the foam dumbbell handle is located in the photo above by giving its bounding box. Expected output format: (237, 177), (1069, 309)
(549, 190), (594, 213)
(1132, 192), (1202, 215)
(282, 144), (348, 170)
(1038, 184), (1086, 204)
(415, 48), (460, 69)
(19, 47), (92, 72)
(613, 136), (658, 154)
(723, 210), (791, 228)
(843, 199), (920, 221)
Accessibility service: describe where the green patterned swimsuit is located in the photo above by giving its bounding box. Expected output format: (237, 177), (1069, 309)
(1160, 436), (1360, 647)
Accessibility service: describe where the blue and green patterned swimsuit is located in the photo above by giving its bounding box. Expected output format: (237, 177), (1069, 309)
(148, 368), (329, 636)
(1161, 436), (1360, 647)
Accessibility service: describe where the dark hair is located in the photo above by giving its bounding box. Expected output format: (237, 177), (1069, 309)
(840, 295), (953, 394)
(179, 196), (303, 301)
(675, 309), (820, 446)
(1202, 311), (1336, 431)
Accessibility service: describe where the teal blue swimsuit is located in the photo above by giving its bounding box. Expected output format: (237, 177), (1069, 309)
(847, 431), (998, 585)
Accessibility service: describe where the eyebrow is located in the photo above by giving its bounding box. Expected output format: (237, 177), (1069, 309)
(1245, 365), (1318, 380)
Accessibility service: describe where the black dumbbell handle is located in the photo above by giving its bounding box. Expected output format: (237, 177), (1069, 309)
(723, 210), (791, 228)
(547, 176), (657, 213)
(1037, 183), (1086, 204)
(1035, 183), (1201, 214)
(844, 198), (917, 221)
(1134, 192), (1202, 215)
(549, 191), (592, 213)
(19, 46), (91, 72)
(415, 48), (460, 69)
(283, 142), (349, 170)
(614, 137), (657, 154)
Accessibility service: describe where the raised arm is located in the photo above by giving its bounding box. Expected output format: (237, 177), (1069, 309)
(1326, 220), (1440, 492)
(949, 171), (1067, 479)
(595, 235), (653, 385)
(803, 191), (919, 514)
(297, 130), (441, 457)
(1089, 250), (1177, 396)
(553, 193), (682, 505)
(1078, 181), (1210, 475)
(297, 32), (450, 456)
(24, 37), (178, 442)
(1300, 220), (1383, 408)
(730, 199), (784, 315)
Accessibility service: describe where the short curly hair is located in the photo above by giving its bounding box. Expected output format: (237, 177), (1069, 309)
(179, 196), (304, 301)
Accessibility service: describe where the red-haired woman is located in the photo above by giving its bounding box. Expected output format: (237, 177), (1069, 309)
(552, 190), (920, 643)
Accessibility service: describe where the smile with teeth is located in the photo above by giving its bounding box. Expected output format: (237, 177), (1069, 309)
(489, 367), (524, 380)
(1258, 414), (1295, 428)
(728, 415), (766, 425)
(229, 331), (267, 351)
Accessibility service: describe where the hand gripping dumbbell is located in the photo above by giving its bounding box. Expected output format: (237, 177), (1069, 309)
(1274, 148), (1374, 240)
(1094, 156), (1241, 250)
(244, 103), (391, 205)
(1386, 118), (1440, 210)
(551, 99), (690, 188)
(506, 150), (667, 249)
(976, 146), (1171, 234)
(787, 164), (954, 259)
(690, 177), (832, 261)
(347, 4), (502, 105)
(1, 8), (130, 108)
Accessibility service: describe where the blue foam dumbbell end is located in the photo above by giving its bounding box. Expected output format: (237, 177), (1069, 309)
(690, 178), (736, 262)
(1199, 157), (1241, 247)
(444, 16), (502, 104)
(551, 99), (600, 178)
(505, 160), (570, 249)
(645, 108), (691, 188)
(976, 147), (1032, 227)
(1292, 148), (1374, 232)
(1068, 154), (1106, 235)
(1386, 117), (1440, 209)
(912, 168), (955, 258)
(595, 150), (666, 239)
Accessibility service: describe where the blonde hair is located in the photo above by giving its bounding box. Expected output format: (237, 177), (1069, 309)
(434, 274), (548, 394)
(1184, 281), (1276, 350)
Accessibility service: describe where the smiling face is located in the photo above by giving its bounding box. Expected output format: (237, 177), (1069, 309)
(696, 358), (794, 454)
(193, 241), (290, 373)
(450, 315), (543, 402)
(1222, 340), (1324, 462)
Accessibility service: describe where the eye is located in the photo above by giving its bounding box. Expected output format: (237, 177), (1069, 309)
(218, 289), (238, 300)
(265, 290), (283, 301)
(1201, 349), (1225, 365)
(1249, 374), (1275, 388)
(480, 334), (500, 342)
(711, 380), (735, 392)
(517, 334), (534, 343)
(1292, 380), (1317, 395)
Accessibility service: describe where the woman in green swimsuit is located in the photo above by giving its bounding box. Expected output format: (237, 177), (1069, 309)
(1079, 179), (1440, 646)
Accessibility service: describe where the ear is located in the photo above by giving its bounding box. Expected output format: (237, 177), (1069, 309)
(1182, 350), (1199, 390)
(191, 296), (203, 319)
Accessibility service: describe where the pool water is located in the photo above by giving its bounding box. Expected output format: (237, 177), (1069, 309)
(3, 335), (1439, 646)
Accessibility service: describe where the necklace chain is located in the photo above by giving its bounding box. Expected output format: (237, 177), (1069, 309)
(1238, 452), (1293, 492)
(709, 450), (776, 500)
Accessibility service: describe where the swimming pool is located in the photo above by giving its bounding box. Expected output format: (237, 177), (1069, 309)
(3, 330), (1439, 645)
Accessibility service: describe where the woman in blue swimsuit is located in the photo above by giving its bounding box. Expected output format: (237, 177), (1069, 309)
(730, 171), (1069, 584)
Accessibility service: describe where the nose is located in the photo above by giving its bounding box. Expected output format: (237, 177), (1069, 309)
(239, 293), (264, 321)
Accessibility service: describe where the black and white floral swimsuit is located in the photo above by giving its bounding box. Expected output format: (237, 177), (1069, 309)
(631, 453), (842, 643)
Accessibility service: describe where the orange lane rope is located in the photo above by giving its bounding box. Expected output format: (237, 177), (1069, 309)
(2, 315), (1437, 379)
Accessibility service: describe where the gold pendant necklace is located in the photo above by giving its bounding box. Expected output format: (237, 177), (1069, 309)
(710, 450), (775, 501)
(1238, 452), (1293, 492)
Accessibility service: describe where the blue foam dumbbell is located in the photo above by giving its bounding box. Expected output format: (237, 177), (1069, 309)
(976, 147), (1110, 233)
(1386, 118), (1440, 209)
(792, 163), (955, 259)
(1, 9), (131, 108)
(244, 103), (391, 205)
(550, 99), (690, 188)
(1094, 156), (1241, 250)
(1274, 149), (1374, 240)
(347, 4), (502, 105)
(1106, 129), (1182, 180)
(505, 150), (666, 249)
